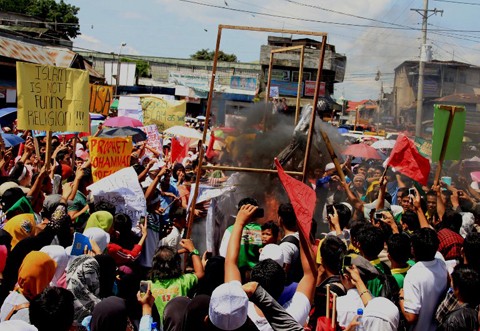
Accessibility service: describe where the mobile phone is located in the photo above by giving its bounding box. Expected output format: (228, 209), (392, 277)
(342, 255), (352, 273)
(326, 204), (334, 216)
(254, 208), (264, 218)
(374, 212), (384, 220)
(205, 251), (213, 260)
(139, 215), (147, 226)
(140, 280), (150, 294)
(408, 188), (416, 196)
(458, 191), (463, 196)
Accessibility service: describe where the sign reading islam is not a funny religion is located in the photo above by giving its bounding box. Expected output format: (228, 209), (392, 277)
(16, 62), (90, 132)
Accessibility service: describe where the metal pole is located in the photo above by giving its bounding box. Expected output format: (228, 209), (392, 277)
(301, 35), (327, 182)
(295, 46), (305, 125)
(115, 43), (126, 97)
(415, 0), (429, 137)
(185, 26), (223, 240)
(203, 164), (303, 176)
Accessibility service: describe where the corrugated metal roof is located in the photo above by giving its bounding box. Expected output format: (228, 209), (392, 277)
(0, 35), (75, 67)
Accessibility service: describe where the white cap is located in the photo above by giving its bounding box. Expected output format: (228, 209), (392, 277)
(259, 244), (284, 267)
(325, 162), (335, 172)
(209, 281), (249, 330)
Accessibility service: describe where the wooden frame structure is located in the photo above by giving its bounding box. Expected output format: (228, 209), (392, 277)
(185, 25), (328, 238)
(265, 45), (305, 125)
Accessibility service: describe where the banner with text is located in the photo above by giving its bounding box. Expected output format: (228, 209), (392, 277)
(141, 96), (186, 131)
(16, 62), (89, 132)
(89, 84), (113, 115)
(89, 136), (132, 181)
(88, 167), (146, 226)
(141, 124), (163, 157)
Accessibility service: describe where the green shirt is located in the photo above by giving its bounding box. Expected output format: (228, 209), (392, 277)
(150, 273), (198, 319)
(367, 258), (387, 297)
(68, 191), (89, 228)
(227, 222), (262, 268)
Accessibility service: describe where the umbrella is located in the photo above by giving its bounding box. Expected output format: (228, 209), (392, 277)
(164, 126), (203, 140)
(342, 143), (381, 159)
(337, 127), (348, 134)
(98, 127), (147, 143)
(371, 139), (396, 149)
(0, 107), (17, 127)
(90, 113), (105, 121)
(0, 133), (24, 148)
(103, 116), (143, 128)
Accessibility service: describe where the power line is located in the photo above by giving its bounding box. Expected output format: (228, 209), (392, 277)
(434, 0), (480, 5)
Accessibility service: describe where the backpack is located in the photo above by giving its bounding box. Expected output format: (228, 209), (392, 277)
(280, 235), (303, 284)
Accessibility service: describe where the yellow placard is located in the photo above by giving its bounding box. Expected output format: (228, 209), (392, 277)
(141, 96), (186, 131)
(89, 136), (132, 182)
(89, 84), (113, 115)
(16, 62), (90, 132)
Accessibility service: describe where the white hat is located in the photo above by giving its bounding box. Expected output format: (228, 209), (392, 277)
(325, 162), (335, 172)
(209, 281), (249, 330)
(363, 297), (400, 331)
(0, 320), (38, 331)
(471, 181), (479, 191)
(163, 138), (172, 146)
(259, 244), (284, 267)
(83, 227), (110, 252)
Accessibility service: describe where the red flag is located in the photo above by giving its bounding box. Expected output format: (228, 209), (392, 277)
(274, 158), (316, 241)
(387, 134), (430, 186)
(206, 131), (216, 159)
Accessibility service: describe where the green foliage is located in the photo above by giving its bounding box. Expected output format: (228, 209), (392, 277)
(190, 48), (238, 62)
(0, 0), (80, 39)
(120, 57), (151, 78)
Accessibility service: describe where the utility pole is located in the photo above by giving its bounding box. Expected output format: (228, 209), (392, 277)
(411, 1), (442, 137)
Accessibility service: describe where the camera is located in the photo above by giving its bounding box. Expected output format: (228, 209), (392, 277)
(326, 204), (335, 216)
(408, 188), (416, 196)
(254, 208), (264, 218)
(374, 212), (384, 221)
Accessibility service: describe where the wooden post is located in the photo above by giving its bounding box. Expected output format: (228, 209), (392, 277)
(203, 164), (303, 176)
(301, 35), (327, 182)
(263, 52), (274, 131)
(295, 46), (305, 125)
(31, 131), (40, 158)
(185, 25), (223, 240)
(319, 130), (346, 183)
(433, 105), (459, 186)
(45, 131), (53, 168)
(71, 134), (78, 169)
(354, 107), (359, 131)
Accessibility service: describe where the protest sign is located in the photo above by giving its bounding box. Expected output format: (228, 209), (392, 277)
(16, 62), (89, 132)
(141, 96), (186, 131)
(414, 137), (433, 158)
(89, 136), (132, 181)
(432, 104), (466, 162)
(88, 167), (146, 225)
(89, 84), (113, 115)
(140, 124), (163, 157)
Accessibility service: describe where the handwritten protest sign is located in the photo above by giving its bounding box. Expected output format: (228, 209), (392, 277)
(141, 124), (163, 157)
(89, 84), (113, 115)
(141, 96), (186, 131)
(16, 62), (89, 132)
(88, 167), (146, 225)
(89, 136), (132, 181)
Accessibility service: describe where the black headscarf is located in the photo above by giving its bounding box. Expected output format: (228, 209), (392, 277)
(90, 296), (127, 331)
(93, 254), (116, 298)
(163, 296), (190, 331)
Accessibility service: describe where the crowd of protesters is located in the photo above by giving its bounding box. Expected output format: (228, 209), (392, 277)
(0, 115), (478, 331)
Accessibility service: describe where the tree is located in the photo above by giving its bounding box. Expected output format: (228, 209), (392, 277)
(0, 0), (80, 39)
(120, 57), (151, 78)
(190, 48), (238, 62)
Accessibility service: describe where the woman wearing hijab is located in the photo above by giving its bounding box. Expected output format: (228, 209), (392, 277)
(88, 296), (131, 331)
(66, 255), (101, 323)
(83, 227), (110, 253)
(84, 211), (114, 233)
(39, 245), (68, 288)
(0, 251), (56, 323)
(3, 214), (36, 249)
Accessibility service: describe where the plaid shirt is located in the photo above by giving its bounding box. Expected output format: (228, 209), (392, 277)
(437, 228), (464, 260)
(436, 289), (460, 325)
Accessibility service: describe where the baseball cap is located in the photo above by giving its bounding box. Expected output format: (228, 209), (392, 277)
(209, 281), (249, 330)
(325, 162), (335, 172)
(259, 244), (284, 267)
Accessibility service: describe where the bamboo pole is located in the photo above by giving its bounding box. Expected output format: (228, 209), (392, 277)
(301, 35), (327, 182)
(185, 25), (223, 240)
(203, 164), (303, 176)
(319, 130), (346, 183)
(219, 24), (327, 37)
(433, 105), (461, 186)
(295, 46), (305, 125)
(45, 131), (53, 169)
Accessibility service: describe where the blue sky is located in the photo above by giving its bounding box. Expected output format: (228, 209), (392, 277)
(70, 0), (480, 100)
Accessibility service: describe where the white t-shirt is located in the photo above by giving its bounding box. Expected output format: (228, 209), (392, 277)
(336, 288), (364, 328)
(247, 291), (311, 330)
(363, 297), (400, 331)
(403, 258), (448, 331)
(160, 226), (182, 250)
(279, 233), (299, 265)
